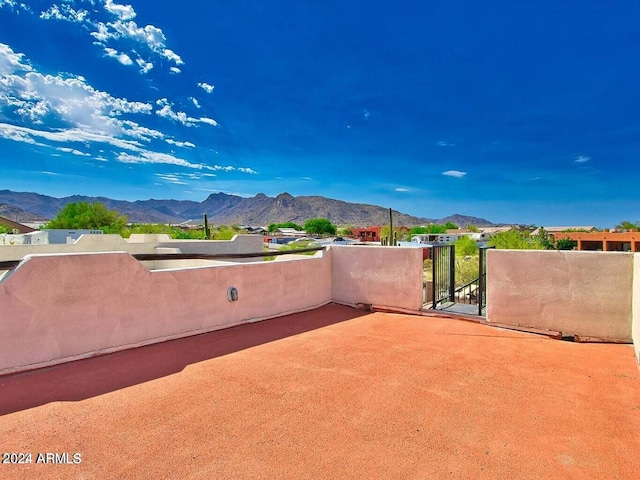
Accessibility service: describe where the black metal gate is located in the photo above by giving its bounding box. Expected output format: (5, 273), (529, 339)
(430, 244), (494, 315)
(431, 245), (455, 309)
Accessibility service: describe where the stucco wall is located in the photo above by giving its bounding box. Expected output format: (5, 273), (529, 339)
(487, 250), (633, 341)
(633, 254), (640, 364)
(0, 250), (331, 375)
(331, 245), (423, 312)
(0, 234), (264, 263)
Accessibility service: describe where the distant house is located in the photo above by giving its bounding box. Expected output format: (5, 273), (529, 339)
(244, 226), (266, 235)
(0, 215), (36, 234)
(553, 230), (640, 252)
(276, 228), (306, 237)
(44, 229), (104, 244)
(530, 226), (597, 236)
(479, 226), (515, 235)
(352, 226), (381, 242)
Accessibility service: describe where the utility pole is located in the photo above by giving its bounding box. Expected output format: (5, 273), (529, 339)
(388, 207), (394, 246)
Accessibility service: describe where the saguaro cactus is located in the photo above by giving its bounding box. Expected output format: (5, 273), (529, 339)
(203, 213), (210, 239)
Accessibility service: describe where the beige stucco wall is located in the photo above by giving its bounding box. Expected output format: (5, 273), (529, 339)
(0, 250), (332, 375)
(487, 250), (633, 341)
(331, 245), (423, 312)
(633, 254), (640, 364)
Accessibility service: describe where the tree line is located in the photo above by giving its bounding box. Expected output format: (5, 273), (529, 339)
(42, 201), (339, 239)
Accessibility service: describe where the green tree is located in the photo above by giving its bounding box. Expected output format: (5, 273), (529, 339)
(339, 225), (355, 237)
(556, 238), (577, 250)
(267, 222), (303, 233)
(304, 218), (337, 236)
(443, 222), (459, 230)
(46, 202), (127, 233)
(212, 227), (236, 240)
(488, 230), (545, 250)
(615, 220), (640, 230)
(535, 227), (555, 250)
(380, 225), (409, 243)
(0, 224), (10, 234)
(410, 224), (447, 236)
(454, 235), (479, 256)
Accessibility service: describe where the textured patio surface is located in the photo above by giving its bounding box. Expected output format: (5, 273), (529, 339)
(1, 303), (639, 479)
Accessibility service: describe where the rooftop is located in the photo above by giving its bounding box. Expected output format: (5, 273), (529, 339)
(2, 304), (639, 479)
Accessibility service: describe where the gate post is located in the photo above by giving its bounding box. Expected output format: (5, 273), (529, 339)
(431, 247), (436, 308)
(478, 247), (485, 316)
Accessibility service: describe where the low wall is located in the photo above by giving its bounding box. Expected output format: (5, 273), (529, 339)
(633, 254), (640, 364)
(487, 250), (633, 341)
(331, 245), (423, 312)
(0, 250), (332, 375)
(0, 234), (264, 263)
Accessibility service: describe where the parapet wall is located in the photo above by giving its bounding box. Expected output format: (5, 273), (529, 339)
(331, 245), (424, 312)
(487, 250), (633, 341)
(633, 254), (640, 364)
(0, 245), (428, 375)
(0, 250), (332, 375)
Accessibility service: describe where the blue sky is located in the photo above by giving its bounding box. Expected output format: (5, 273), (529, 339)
(0, 0), (638, 227)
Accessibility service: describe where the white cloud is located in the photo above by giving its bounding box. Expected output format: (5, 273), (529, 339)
(163, 49), (184, 66)
(58, 147), (91, 156)
(135, 57), (154, 73)
(212, 165), (234, 172)
(154, 173), (189, 185)
(197, 117), (218, 126)
(40, 171), (59, 176)
(0, 44), (231, 179)
(239, 167), (258, 174)
(0, 43), (32, 75)
(0, 123), (144, 151)
(88, 2), (184, 72)
(169, 67), (181, 74)
(13, 1), (184, 75)
(166, 139), (196, 148)
(104, 0), (136, 21)
(155, 98), (218, 127)
(197, 82), (215, 94)
(0, 43), (154, 138)
(119, 120), (165, 142)
(575, 155), (591, 164)
(40, 4), (89, 23)
(190, 97), (201, 108)
(154, 171), (219, 184)
(437, 141), (455, 147)
(0, 0), (30, 13)
(395, 187), (409, 192)
(103, 47), (133, 65)
(117, 151), (221, 172)
(91, 18), (184, 70)
(442, 170), (467, 178)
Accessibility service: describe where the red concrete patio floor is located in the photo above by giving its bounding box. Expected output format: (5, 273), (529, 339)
(1, 303), (639, 479)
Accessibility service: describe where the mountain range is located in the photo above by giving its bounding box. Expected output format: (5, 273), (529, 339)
(0, 190), (493, 227)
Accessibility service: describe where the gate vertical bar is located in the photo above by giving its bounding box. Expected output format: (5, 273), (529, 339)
(431, 246), (436, 308)
(448, 245), (455, 302)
